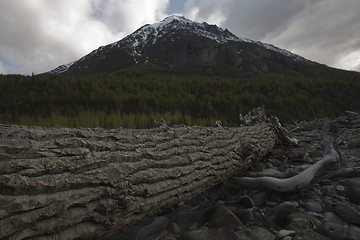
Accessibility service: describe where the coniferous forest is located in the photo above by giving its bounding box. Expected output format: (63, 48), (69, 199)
(1, 67), (360, 129)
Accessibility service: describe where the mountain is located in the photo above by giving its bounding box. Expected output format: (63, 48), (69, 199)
(49, 15), (319, 76)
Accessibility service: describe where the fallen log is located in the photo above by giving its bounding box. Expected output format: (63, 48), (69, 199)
(230, 122), (340, 193)
(0, 123), (278, 239)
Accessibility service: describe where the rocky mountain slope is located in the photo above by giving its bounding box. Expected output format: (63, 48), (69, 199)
(49, 15), (319, 76)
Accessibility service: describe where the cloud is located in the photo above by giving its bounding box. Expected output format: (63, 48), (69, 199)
(183, 0), (360, 71)
(261, 0), (360, 69)
(91, 0), (168, 33)
(183, 0), (307, 39)
(0, 60), (8, 74)
(0, 0), (169, 75)
(1, 0), (359, 74)
(335, 50), (360, 72)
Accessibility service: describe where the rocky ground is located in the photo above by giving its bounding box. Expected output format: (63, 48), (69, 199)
(108, 115), (360, 240)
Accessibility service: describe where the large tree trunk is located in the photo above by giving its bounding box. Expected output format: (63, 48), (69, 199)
(0, 123), (278, 240)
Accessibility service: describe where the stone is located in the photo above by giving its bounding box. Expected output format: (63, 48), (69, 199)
(286, 212), (312, 231)
(292, 229), (331, 240)
(232, 207), (263, 225)
(135, 216), (169, 240)
(276, 229), (296, 238)
(264, 215), (278, 231)
(348, 225), (360, 240)
(274, 201), (297, 221)
(238, 195), (254, 208)
(313, 224), (330, 237)
(172, 222), (182, 235)
(169, 204), (206, 232)
(309, 150), (324, 158)
(234, 225), (252, 238)
(304, 200), (323, 213)
(265, 201), (278, 207)
(323, 212), (349, 240)
(348, 138), (360, 148)
(248, 226), (275, 240)
(303, 152), (310, 161)
(179, 228), (240, 240)
(207, 205), (242, 230)
(321, 186), (335, 197)
(335, 202), (360, 225)
(343, 180), (360, 205)
(323, 197), (335, 209)
(288, 150), (307, 160)
(267, 158), (282, 165)
(249, 190), (271, 207)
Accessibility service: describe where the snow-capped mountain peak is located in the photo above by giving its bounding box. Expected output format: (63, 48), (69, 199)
(48, 15), (315, 75)
(115, 15), (244, 51)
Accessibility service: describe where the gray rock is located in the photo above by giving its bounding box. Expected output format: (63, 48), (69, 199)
(348, 138), (360, 148)
(232, 207), (263, 225)
(323, 212), (349, 240)
(267, 158), (282, 165)
(343, 180), (360, 205)
(274, 201), (297, 221)
(135, 216), (169, 240)
(248, 226), (275, 240)
(238, 195), (254, 208)
(322, 197), (335, 209)
(265, 201), (278, 207)
(288, 150), (307, 160)
(292, 229), (331, 240)
(287, 212), (312, 231)
(234, 226), (252, 239)
(172, 222), (182, 234)
(264, 215), (278, 231)
(348, 225), (360, 240)
(304, 200), (323, 213)
(335, 202), (360, 225)
(321, 185), (335, 197)
(179, 228), (240, 240)
(313, 187), (323, 197)
(207, 205), (242, 230)
(170, 204), (206, 232)
(249, 190), (271, 206)
(276, 229), (296, 238)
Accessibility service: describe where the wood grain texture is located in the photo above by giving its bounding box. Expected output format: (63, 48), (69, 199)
(0, 124), (278, 239)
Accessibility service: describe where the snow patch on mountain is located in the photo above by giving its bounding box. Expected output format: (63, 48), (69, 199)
(48, 62), (75, 74)
(113, 15), (306, 62)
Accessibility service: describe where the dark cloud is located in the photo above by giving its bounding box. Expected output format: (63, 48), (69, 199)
(0, 0), (359, 74)
(185, 0), (360, 71)
(0, 1), (96, 74)
(0, 0), (168, 74)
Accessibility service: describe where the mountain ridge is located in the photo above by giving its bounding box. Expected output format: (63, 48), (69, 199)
(49, 15), (318, 75)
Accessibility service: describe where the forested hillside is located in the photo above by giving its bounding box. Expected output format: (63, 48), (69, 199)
(1, 68), (359, 128)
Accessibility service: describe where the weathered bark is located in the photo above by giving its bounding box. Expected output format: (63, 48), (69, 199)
(0, 123), (278, 240)
(230, 123), (340, 193)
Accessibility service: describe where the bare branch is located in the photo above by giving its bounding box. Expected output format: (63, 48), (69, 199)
(229, 123), (340, 193)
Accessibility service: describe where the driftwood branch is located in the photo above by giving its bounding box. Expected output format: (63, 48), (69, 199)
(240, 106), (298, 145)
(0, 123), (278, 239)
(230, 122), (340, 193)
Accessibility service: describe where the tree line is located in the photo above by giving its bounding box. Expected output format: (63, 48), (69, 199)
(0, 68), (359, 128)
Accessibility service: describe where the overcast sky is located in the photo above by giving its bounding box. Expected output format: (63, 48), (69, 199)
(1, 0), (360, 75)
